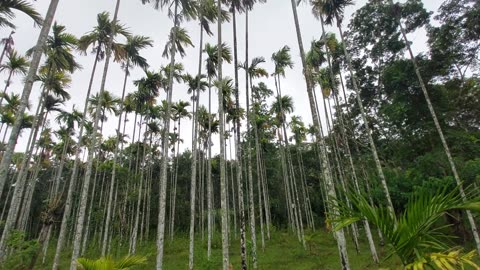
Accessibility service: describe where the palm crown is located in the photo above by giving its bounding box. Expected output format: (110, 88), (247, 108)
(34, 23), (81, 74)
(0, 50), (28, 77)
(310, 0), (354, 25)
(272, 45), (294, 77)
(122, 35), (153, 71)
(78, 11), (131, 62)
(0, 0), (43, 29)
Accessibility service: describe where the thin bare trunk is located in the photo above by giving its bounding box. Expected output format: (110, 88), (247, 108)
(0, 70), (13, 108)
(207, 80), (213, 259)
(217, 1), (229, 267)
(245, 10), (258, 268)
(52, 47), (101, 270)
(394, 12), (480, 252)
(101, 61), (129, 256)
(0, 1), (60, 217)
(290, 1), (350, 268)
(156, 1), (179, 267)
(232, 7), (247, 270)
(335, 15), (394, 218)
(70, 2), (121, 268)
(187, 18), (203, 270)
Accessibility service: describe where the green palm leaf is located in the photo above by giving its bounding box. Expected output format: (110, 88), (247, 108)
(77, 255), (147, 270)
(333, 185), (480, 267)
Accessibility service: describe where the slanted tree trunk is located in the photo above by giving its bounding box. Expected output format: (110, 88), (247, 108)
(393, 9), (480, 252)
(0, 89), (47, 255)
(81, 164), (102, 255)
(70, 2), (121, 269)
(334, 14), (394, 218)
(52, 46), (101, 270)
(0, 0), (60, 257)
(0, 69), (14, 108)
(101, 60), (129, 256)
(319, 19), (379, 258)
(289, 1), (350, 269)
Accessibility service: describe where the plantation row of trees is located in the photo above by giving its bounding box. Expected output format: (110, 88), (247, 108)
(0, 0), (479, 269)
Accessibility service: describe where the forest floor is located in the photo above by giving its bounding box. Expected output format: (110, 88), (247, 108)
(36, 228), (407, 269)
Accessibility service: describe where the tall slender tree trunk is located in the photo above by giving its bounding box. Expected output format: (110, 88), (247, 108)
(187, 14), (204, 270)
(277, 74), (305, 246)
(274, 76), (294, 231)
(245, 9), (258, 269)
(81, 164), (102, 255)
(169, 119), (180, 240)
(0, 70), (13, 108)
(207, 79), (213, 259)
(0, 89), (47, 256)
(393, 12), (480, 252)
(101, 61), (129, 256)
(321, 95), (360, 253)
(156, 1), (179, 268)
(259, 149), (271, 239)
(130, 129), (147, 255)
(289, 1), (350, 269)
(253, 123), (265, 251)
(18, 143), (45, 231)
(296, 147), (314, 231)
(0, 1), (60, 232)
(232, 7), (248, 270)
(334, 15), (394, 218)
(1, 179), (13, 221)
(128, 115), (143, 248)
(52, 136), (70, 194)
(229, 124), (237, 239)
(52, 47), (101, 270)
(217, 1), (229, 268)
(318, 15), (378, 259)
(70, 2), (121, 268)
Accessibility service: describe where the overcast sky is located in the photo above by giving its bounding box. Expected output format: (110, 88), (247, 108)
(0, 0), (441, 158)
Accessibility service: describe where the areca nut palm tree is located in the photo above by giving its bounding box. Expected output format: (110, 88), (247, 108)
(289, 0), (350, 268)
(310, 0), (396, 220)
(52, 9), (130, 270)
(69, 1), (124, 269)
(101, 34), (152, 256)
(140, 1), (195, 265)
(0, 3), (73, 256)
(0, 0), (60, 212)
(0, 50), (29, 107)
(387, 0), (480, 253)
(215, 0), (230, 267)
(0, 31), (15, 65)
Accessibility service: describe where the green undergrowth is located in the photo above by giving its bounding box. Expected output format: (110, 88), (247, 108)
(36, 228), (405, 269)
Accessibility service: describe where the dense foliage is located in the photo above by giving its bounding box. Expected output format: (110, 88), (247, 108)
(0, 0), (479, 269)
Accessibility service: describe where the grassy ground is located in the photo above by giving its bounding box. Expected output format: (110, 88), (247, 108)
(35, 228), (405, 269)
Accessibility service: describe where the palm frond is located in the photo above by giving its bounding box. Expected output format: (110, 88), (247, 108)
(333, 185), (480, 266)
(0, 0), (43, 29)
